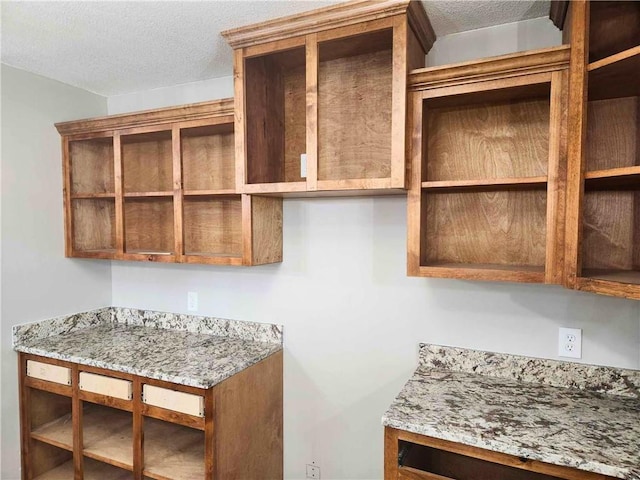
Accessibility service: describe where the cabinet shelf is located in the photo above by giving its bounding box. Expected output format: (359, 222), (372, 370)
(82, 404), (133, 470)
(588, 45), (640, 101)
(143, 418), (204, 480)
(183, 189), (236, 196)
(418, 263), (545, 283)
(582, 269), (640, 285)
(124, 192), (173, 198)
(585, 166), (640, 190)
(421, 176), (547, 193)
(72, 193), (116, 199)
(33, 457), (133, 480)
(31, 412), (72, 451)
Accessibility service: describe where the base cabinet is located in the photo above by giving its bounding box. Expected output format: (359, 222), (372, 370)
(384, 428), (616, 480)
(19, 352), (283, 480)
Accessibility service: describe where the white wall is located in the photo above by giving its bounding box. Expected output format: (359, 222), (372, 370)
(108, 20), (640, 480)
(1, 65), (112, 479)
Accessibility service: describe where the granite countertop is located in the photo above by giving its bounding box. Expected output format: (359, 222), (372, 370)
(383, 344), (640, 480)
(13, 307), (283, 389)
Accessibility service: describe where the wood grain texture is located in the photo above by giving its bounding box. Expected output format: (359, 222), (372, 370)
(248, 195), (284, 265)
(318, 47), (393, 180)
(549, 1), (569, 29)
(416, 264), (545, 284)
(143, 418), (204, 480)
(563, 0), (589, 287)
(124, 198), (174, 254)
(55, 99), (234, 136)
(398, 466), (455, 480)
(588, 1), (640, 63)
(122, 132), (173, 193)
(213, 351), (283, 480)
(409, 46), (570, 91)
(69, 138), (114, 194)
(172, 125), (184, 263)
(391, 428), (618, 480)
(181, 123), (235, 191)
(31, 441), (73, 480)
(71, 199), (116, 253)
(425, 98), (550, 181)
(221, 0), (434, 53)
(306, 33), (319, 191)
(114, 134), (125, 255)
(284, 65), (307, 183)
(33, 458), (132, 480)
(384, 427), (400, 480)
(423, 190), (547, 268)
(585, 166), (640, 190)
(582, 190), (637, 270)
(586, 97), (639, 171)
(588, 48), (640, 101)
(82, 404), (133, 470)
(183, 196), (242, 257)
(407, 92), (424, 277)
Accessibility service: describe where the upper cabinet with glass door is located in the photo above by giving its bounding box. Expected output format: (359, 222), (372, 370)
(222, 0), (435, 196)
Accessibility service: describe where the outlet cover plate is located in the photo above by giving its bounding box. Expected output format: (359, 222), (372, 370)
(558, 327), (582, 359)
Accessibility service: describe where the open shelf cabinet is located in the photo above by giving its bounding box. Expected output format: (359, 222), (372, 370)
(407, 46), (570, 283)
(19, 352), (283, 479)
(563, 0), (640, 299)
(56, 99), (282, 266)
(223, 0), (435, 196)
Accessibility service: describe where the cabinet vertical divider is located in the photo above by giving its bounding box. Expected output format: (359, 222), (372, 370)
(234, 49), (247, 193)
(18, 354), (33, 479)
(113, 133), (125, 256)
(133, 378), (143, 479)
(241, 194), (253, 265)
(62, 136), (74, 257)
(564, 0), (590, 287)
(172, 124), (184, 261)
(545, 69), (569, 284)
(391, 15), (408, 189)
(71, 364), (82, 480)
(204, 388), (215, 479)
(406, 91), (425, 277)
(305, 33), (319, 191)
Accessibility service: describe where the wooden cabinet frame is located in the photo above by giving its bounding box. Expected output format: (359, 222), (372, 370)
(19, 352), (283, 479)
(222, 0), (435, 196)
(384, 427), (617, 480)
(406, 46), (570, 283)
(56, 99), (283, 266)
(561, 0), (640, 300)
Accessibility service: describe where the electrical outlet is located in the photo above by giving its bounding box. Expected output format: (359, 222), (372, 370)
(558, 327), (582, 359)
(187, 292), (198, 312)
(306, 463), (320, 479)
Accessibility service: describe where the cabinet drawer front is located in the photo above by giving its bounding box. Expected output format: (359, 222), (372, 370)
(26, 360), (72, 386)
(142, 384), (204, 417)
(79, 372), (133, 400)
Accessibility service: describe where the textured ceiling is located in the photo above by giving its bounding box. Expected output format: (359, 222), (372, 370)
(1, 1), (551, 97)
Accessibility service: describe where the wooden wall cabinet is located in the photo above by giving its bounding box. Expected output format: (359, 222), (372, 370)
(19, 353), (283, 479)
(406, 46), (570, 283)
(222, 0), (435, 196)
(561, 0), (640, 300)
(56, 99), (282, 266)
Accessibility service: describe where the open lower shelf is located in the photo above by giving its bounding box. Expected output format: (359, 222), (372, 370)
(83, 403), (133, 470)
(143, 417), (204, 480)
(34, 457), (133, 480)
(422, 176), (547, 192)
(31, 412), (73, 450)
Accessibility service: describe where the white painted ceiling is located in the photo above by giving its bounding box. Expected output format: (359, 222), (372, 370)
(1, 1), (551, 97)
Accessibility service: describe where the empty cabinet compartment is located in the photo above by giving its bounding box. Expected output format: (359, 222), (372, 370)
(79, 372), (133, 400)
(27, 360), (72, 386)
(142, 385), (204, 417)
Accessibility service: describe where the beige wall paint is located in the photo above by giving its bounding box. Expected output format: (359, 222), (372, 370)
(1, 64), (112, 479)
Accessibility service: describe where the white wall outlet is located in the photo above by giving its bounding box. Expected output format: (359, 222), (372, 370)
(300, 153), (307, 178)
(187, 291), (198, 312)
(558, 327), (582, 359)
(306, 463), (320, 479)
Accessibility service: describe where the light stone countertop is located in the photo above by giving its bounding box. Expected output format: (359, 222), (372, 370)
(13, 307), (282, 389)
(383, 344), (640, 480)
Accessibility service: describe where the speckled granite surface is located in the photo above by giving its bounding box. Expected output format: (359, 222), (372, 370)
(12, 308), (282, 389)
(383, 344), (640, 480)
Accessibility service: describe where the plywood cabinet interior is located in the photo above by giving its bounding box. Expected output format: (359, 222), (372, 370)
(19, 353), (283, 480)
(562, 0), (640, 300)
(55, 99), (282, 266)
(406, 46), (570, 283)
(222, 0), (435, 196)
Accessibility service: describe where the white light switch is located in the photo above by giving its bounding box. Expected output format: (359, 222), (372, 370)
(300, 153), (307, 178)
